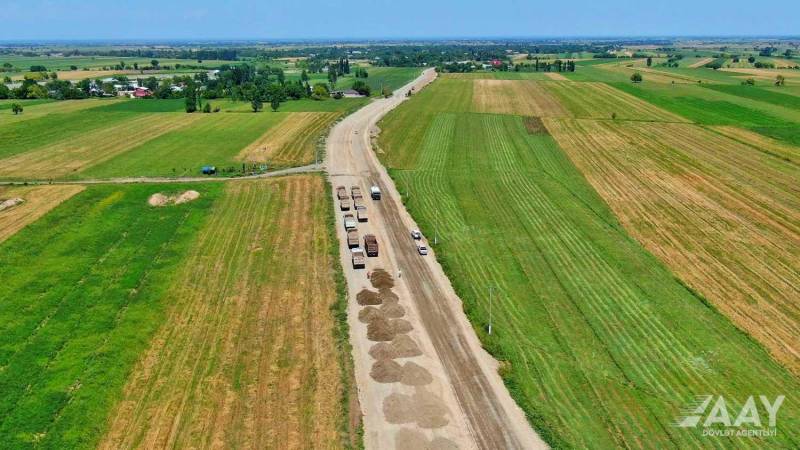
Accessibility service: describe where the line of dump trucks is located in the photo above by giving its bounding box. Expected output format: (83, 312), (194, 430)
(337, 184), (381, 269)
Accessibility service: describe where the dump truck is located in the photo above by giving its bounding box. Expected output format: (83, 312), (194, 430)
(353, 197), (365, 210)
(351, 185), (363, 199)
(336, 185), (348, 200)
(343, 213), (357, 231)
(370, 186), (381, 200)
(351, 248), (366, 269)
(364, 234), (379, 257)
(339, 198), (351, 211)
(357, 207), (368, 222)
(347, 229), (359, 248)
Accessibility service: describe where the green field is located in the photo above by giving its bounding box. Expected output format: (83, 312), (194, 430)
(0, 96), (362, 180)
(377, 78), (800, 448)
(0, 55), (232, 72)
(0, 183), (221, 448)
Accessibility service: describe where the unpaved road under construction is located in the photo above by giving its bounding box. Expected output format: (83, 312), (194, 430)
(326, 69), (547, 449)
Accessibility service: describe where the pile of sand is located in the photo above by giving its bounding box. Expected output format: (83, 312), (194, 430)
(0, 198), (24, 212)
(370, 359), (403, 383)
(378, 288), (399, 303)
(148, 190), (200, 207)
(381, 302), (405, 318)
(367, 315), (396, 341)
(391, 319), (413, 334)
(369, 334), (423, 360)
(401, 361), (434, 386)
(358, 306), (385, 324)
(370, 269), (395, 289)
(356, 289), (381, 306)
(383, 390), (450, 429)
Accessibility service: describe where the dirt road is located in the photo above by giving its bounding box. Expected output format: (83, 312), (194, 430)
(327, 70), (547, 449)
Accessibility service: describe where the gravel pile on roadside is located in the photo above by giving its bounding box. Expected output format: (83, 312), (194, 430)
(401, 361), (434, 386)
(370, 359), (403, 383)
(391, 319), (413, 334)
(370, 269), (395, 289)
(358, 306), (384, 323)
(380, 302), (405, 318)
(367, 315), (396, 341)
(357, 289), (381, 306)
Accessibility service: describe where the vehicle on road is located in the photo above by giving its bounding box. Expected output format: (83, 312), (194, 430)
(370, 186), (381, 200)
(364, 234), (379, 257)
(351, 248), (366, 269)
(416, 242), (428, 255)
(340, 198), (351, 211)
(411, 229), (421, 240)
(347, 229), (359, 248)
(351, 185), (363, 199)
(357, 207), (368, 222)
(343, 213), (357, 231)
(354, 197), (365, 210)
(336, 185), (349, 200)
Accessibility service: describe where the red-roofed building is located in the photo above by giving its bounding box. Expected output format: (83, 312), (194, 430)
(133, 87), (151, 98)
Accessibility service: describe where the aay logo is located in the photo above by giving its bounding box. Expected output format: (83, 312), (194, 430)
(675, 395), (785, 437)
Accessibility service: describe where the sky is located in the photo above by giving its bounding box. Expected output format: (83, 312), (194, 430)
(1, 0), (798, 41)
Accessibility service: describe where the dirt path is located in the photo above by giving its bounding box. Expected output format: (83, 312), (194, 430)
(0, 163), (321, 186)
(326, 70), (547, 449)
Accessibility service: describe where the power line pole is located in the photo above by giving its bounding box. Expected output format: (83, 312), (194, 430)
(488, 285), (493, 336)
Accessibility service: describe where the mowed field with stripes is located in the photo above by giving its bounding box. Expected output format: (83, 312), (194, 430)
(0, 98), (356, 180)
(377, 75), (800, 448)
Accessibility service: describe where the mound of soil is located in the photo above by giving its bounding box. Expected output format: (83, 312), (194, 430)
(394, 428), (459, 450)
(401, 361), (434, 386)
(175, 190), (200, 204)
(368, 342), (396, 360)
(391, 319), (413, 334)
(378, 288), (399, 303)
(0, 198), (24, 212)
(383, 389), (449, 429)
(392, 334), (423, 358)
(367, 316), (395, 341)
(358, 306), (385, 324)
(148, 191), (201, 207)
(356, 289), (381, 306)
(381, 302), (405, 319)
(370, 359), (403, 383)
(370, 269), (395, 289)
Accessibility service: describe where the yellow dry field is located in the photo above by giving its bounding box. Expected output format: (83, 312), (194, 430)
(720, 67), (800, 81)
(0, 185), (85, 243)
(543, 72), (569, 81)
(597, 61), (704, 84)
(0, 113), (201, 179)
(711, 125), (800, 165)
(546, 118), (800, 374)
(236, 112), (339, 165)
(99, 176), (347, 449)
(0, 98), (120, 125)
(544, 81), (689, 121)
(53, 69), (141, 81)
(688, 57), (714, 68)
(471, 79), (568, 117)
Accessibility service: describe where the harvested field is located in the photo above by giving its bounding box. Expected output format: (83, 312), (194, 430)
(99, 176), (351, 449)
(546, 117), (800, 374)
(0, 113), (201, 179)
(471, 79), (568, 117)
(543, 72), (569, 81)
(711, 125), (800, 164)
(721, 67), (800, 80)
(236, 112), (339, 165)
(543, 81), (688, 121)
(0, 185), (84, 243)
(0, 98), (121, 125)
(688, 57), (714, 68)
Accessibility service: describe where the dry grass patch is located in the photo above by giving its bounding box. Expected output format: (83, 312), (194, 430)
(0, 185), (85, 243)
(546, 117), (800, 374)
(711, 125), (800, 165)
(688, 57), (714, 68)
(471, 79), (568, 116)
(544, 81), (689, 121)
(0, 113), (201, 178)
(99, 176), (347, 449)
(543, 72), (569, 81)
(236, 112), (339, 165)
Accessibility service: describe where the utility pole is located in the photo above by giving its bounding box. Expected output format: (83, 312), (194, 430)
(488, 285), (493, 335)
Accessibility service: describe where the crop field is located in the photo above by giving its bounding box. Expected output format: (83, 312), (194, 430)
(99, 176), (350, 449)
(0, 185), (85, 243)
(0, 97), (357, 180)
(0, 176), (354, 449)
(471, 79), (568, 117)
(543, 81), (688, 121)
(0, 55), (232, 72)
(236, 112), (339, 165)
(0, 98), (122, 125)
(545, 118), (800, 374)
(377, 79), (800, 448)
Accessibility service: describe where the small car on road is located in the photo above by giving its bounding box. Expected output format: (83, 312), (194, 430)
(410, 229), (422, 240)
